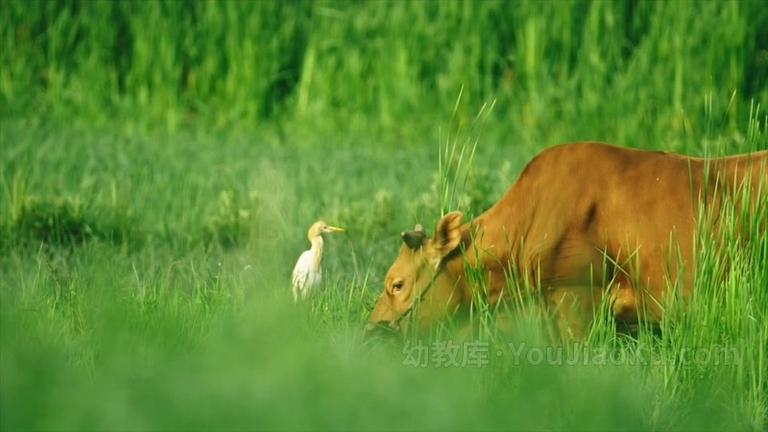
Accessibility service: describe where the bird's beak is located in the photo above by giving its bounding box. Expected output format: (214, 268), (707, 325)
(327, 225), (345, 233)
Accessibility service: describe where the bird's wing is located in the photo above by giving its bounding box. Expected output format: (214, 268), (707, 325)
(291, 250), (314, 300)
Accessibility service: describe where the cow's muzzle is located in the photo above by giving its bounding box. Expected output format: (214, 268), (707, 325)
(364, 320), (402, 342)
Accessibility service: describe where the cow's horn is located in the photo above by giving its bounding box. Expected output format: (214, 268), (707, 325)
(401, 227), (426, 250)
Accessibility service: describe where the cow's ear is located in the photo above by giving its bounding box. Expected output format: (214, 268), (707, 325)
(431, 211), (463, 258)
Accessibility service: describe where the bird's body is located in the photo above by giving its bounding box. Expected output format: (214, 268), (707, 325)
(291, 221), (343, 302)
(291, 238), (324, 301)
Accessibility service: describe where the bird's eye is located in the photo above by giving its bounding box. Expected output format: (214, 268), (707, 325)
(392, 280), (404, 292)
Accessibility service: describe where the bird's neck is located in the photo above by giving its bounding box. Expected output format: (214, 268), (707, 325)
(310, 236), (324, 271)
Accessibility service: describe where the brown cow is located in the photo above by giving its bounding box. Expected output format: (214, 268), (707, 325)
(367, 142), (767, 340)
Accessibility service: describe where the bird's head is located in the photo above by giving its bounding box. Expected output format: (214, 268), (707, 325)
(308, 221), (345, 240)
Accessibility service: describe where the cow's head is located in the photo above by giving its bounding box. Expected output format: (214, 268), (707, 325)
(366, 211), (467, 336)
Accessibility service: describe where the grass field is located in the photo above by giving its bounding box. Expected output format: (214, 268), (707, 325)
(2, 1), (768, 430)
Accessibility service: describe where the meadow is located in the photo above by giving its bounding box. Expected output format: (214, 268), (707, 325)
(1, 1), (768, 430)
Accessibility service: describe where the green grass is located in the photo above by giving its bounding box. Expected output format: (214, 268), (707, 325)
(2, 1), (768, 431)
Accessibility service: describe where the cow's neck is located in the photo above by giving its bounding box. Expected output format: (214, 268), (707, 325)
(472, 194), (529, 261)
(458, 206), (528, 302)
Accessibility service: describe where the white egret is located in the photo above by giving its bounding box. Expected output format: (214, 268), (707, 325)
(291, 220), (344, 302)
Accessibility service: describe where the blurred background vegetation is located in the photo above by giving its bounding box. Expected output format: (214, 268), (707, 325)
(2, 1), (768, 430)
(2, 0), (767, 137)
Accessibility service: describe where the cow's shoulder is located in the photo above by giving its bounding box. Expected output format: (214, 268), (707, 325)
(542, 142), (667, 161)
(518, 142), (658, 181)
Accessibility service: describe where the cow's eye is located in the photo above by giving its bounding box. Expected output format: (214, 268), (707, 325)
(392, 280), (404, 292)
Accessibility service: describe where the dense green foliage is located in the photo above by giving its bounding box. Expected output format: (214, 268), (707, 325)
(2, 1), (768, 430)
(3, 0), (768, 134)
